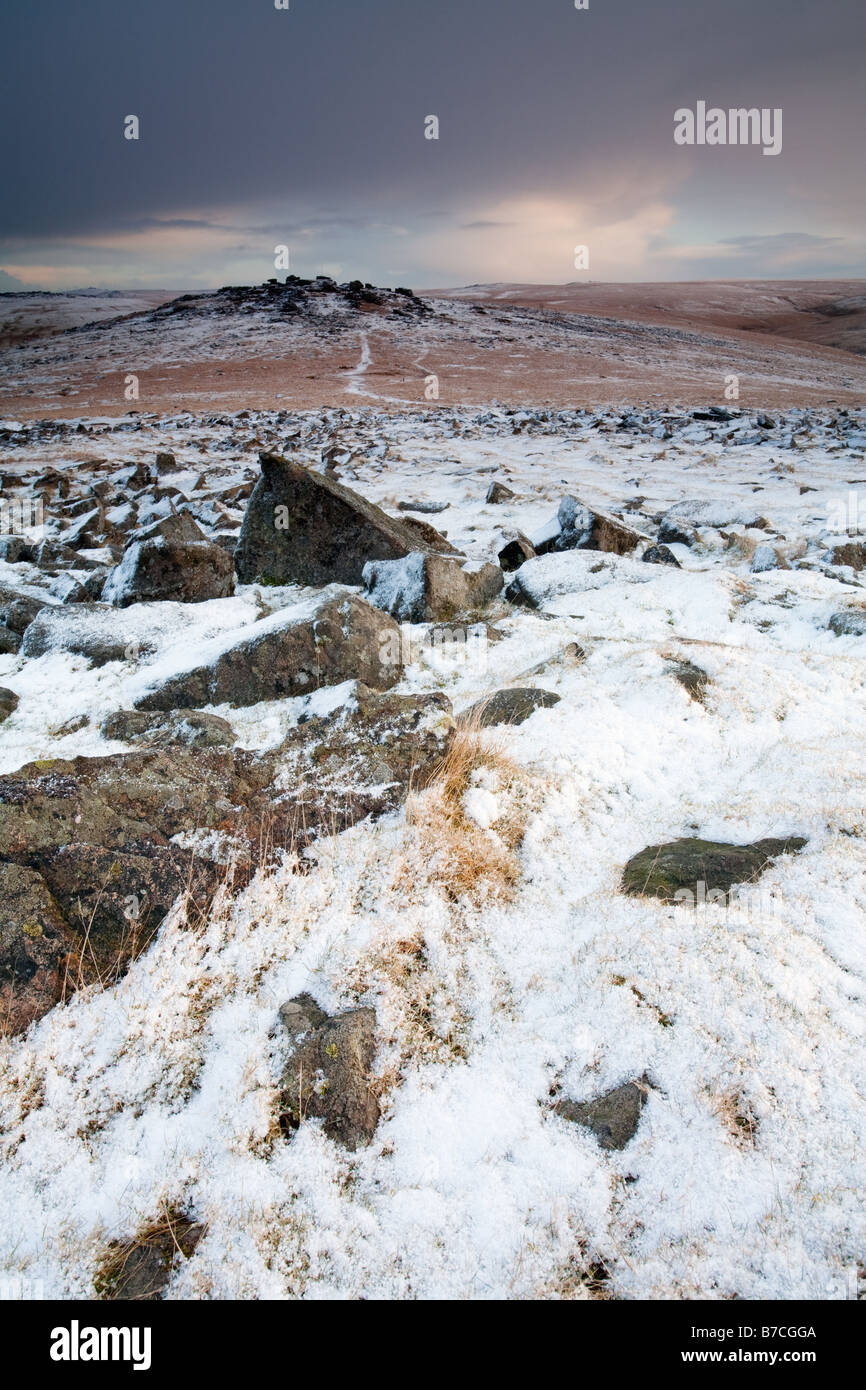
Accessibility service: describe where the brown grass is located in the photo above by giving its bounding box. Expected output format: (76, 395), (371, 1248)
(94, 1204), (205, 1300)
(710, 1087), (760, 1148)
(403, 717), (527, 907)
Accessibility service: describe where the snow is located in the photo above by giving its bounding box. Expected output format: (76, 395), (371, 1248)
(462, 786), (501, 829)
(362, 552), (426, 621)
(0, 404), (865, 1300)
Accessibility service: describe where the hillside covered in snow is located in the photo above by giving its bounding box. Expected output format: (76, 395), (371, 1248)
(0, 400), (864, 1299)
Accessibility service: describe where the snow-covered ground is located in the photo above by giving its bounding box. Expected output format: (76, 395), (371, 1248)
(0, 404), (865, 1299)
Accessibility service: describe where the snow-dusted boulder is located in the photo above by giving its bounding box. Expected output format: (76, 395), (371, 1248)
(530, 495), (646, 557)
(134, 594), (402, 710)
(101, 537), (234, 607)
(235, 452), (450, 587)
(363, 551), (503, 623)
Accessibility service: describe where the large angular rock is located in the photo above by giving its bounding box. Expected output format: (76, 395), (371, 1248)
(0, 862), (74, 1036)
(135, 595), (402, 711)
(0, 747), (277, 865)
(101, 538), (234, 606)
(0, 747), (279, 982)
(363, 552), (503, 623)
(280, 995), (380, 1149)
(234, 452), (450, 586)
(621, 835), (807, 901)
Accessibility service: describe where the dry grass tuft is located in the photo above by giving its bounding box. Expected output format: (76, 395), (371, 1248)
(534, 1242), (616, 1300)
(710, 1087), (760, 1148)
(403, 717), (528, 907)
(94, 1205), (205, 1300)
(348, 930), (470, 1076)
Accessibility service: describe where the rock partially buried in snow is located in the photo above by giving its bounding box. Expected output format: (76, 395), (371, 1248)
(235, 452), (450, 586)
(278, 684), (455, 814)
(751, 543), (787, 573)
(658, 515), (698, 547)
(21, 600), (203, 666)
(621, 835), (807, 902)
(829, 610), (866, 637)
(0, 535), (36, 564)
(459, 686), (561, 728)
(486, 480), (515, 504)
(0, 583), (48, 651)
(280, 996), (380, 1150)
(396, 498), (449, 514)
(363, 552), (503, 623)
(660, 500), (769, 536)
(0, 748), (277, 986)
(642, 544), (681, 567)
(554, 1077), (648, 1151)
(135, 595), (402, 711)
(101, 537), (234, 607)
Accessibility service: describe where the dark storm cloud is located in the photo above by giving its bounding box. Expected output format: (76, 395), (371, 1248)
(1, 0), (864, 283)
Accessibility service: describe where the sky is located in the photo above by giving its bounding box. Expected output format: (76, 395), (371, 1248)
(1, 0), (864, 291)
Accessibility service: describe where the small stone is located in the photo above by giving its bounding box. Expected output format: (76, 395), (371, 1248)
(642, 544), (681, 567)
(459, 687), (560, 728)
(396, 499), (450, 514)
(555, 1077), (648, 1151)
(498, 532), (536, 572)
